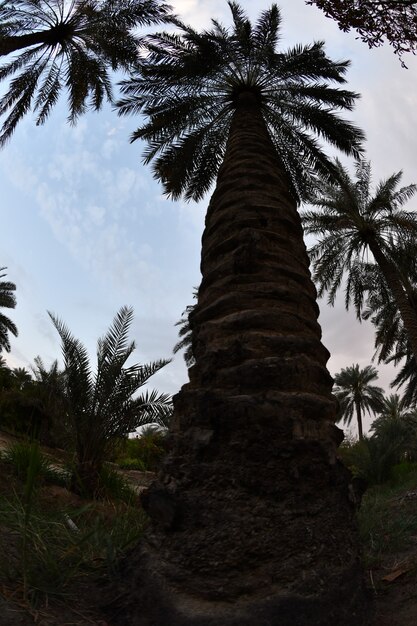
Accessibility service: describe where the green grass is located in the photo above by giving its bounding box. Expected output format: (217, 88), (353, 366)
(0, 451), (147, 609)
(358, 470), (417, 567)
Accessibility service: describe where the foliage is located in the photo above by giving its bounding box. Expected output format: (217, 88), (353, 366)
(0, 358), (69, 443)
(0, 267), (17, 352)
(339, 393), (417, 485)
(306, 0), (417, 63)
(173, 289), (197, 368)
(49, 305), (172, 496)
(116, 426), (169, 472)
(2, 440), (53, 481)
(117, 1), (364, 203)
(358, 472), (417, 568)
(0, 457), (147, 608)
(30, 356), (70, 446)
(370, 394), (417, 459)
(359, 249), (417, 406)
(94, 464), (136, 503)
(333, 363), (384, 440)
(303, 158), (417, 312)
(0, 0), (172, 145)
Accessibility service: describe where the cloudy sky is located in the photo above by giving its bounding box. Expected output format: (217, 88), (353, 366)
(1, 0), (416, 435)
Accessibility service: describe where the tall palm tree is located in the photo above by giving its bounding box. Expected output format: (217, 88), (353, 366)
(333, 364), (384, 440)
(50, 305), (172, 496)
(113, 4), (368, 624)
(0, 267), (17, 352)
(0, 0), (171, 146)
(302, 158), (417, 364)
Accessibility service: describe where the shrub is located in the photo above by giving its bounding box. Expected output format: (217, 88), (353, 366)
(116, 427), (169, 472)
(2, 441), (52, 481)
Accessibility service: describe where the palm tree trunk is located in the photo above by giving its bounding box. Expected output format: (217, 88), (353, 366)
(0, 25), (73, 56)
(112, 93), (368, 625)
(368, 238), (417, 365)
(355, 400), (364, 441)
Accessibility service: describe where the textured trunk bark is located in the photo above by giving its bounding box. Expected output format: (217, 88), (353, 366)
(355, 400), (364, 441)
(368, 239), (417, 365)
(110, 94), (369, 625)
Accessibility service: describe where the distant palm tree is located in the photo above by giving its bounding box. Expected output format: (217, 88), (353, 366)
(11, 366), (32, 390)
(333, 363), (384, 440)
(357, 244), (417, 407)
(0, 0), (171, 145)
(50, 305), (172, 496)
(370, 393), (417, 461)
(0, 267), (17, 352)
(302, 158), (417, 364)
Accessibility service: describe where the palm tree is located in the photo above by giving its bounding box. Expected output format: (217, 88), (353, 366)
(173, 289), (197, 368)
(50, 305), (172, 496)
(0, 0), (171, 146)
(302, 158), (417, 364)
(11, 366), (32, 390)
(0, 267), (17, 352)
(333, 363), (384, 440)
(114, 4), (368, 624)
(357, 244), (417, 407)
(370, 393), (417, 463)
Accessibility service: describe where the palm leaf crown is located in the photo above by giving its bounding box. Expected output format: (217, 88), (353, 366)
(117, 1), (364, 202)
(0, 0), (171, 145)
(303, 158), (417, 305)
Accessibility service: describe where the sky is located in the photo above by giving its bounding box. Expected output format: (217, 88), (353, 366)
(1, 0), (417, 436)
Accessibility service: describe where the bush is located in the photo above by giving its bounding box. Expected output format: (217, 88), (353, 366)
(2, 441), (52, 481)
(115, 427), (168, 472)
(390, 461), (417, 485)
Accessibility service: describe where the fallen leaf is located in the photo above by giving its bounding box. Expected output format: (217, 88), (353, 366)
(382, 568), (410, 582)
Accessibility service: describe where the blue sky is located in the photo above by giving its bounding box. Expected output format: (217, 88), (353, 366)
(2, 0), (417, 434)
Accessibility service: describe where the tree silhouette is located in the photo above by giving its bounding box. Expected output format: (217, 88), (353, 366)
(113, 4), (369, 624)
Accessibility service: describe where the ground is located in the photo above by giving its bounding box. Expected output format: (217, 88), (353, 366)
(0, 431), (417, 625)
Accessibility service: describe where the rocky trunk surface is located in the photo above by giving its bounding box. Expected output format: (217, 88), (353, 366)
(109, 95), (370, 625)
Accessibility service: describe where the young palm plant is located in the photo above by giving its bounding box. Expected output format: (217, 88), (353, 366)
(113, 4), (369, 624)
(333, 363), (384, 440)
(0, 0), (171, 145)
(50, 305), (172, 497)
(302, 158), (417, 364)
(0, 267), (17, 352)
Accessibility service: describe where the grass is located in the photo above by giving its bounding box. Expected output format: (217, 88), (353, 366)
(0, 444), (148, 616)
(358, 470), (417, 568)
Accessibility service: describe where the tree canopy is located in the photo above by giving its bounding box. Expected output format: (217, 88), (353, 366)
(0, 267), (17, 352)
(117, 1), (364, 202)
(0, 0), (172, 145)
(306, 0), (417, 62)
(333, 363), (384, 440)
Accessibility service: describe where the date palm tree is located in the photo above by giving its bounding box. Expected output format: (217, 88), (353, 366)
(358, 245), (417, 407)
(333, 363), (384, 440)
(50, 305), (172, 497)
(370, 393), (417, 462)
(173, 289), (197, 368)
(113, 4), (369, 624)
(0, 267), (17, 352)
(302, 158), (417, 364)
(0, 0), (171, 145)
